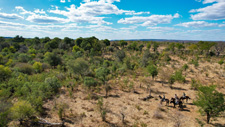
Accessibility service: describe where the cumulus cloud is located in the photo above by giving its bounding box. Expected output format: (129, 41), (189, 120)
(176, 21), (218, 27)
(190, 0), (225, 20)
(49, 1), (149, 25)
(60, 0), (66, 3)
(16, 6), (34, 15)
(118, 13), (180, 26)
(0, 12), (23, 20)
(147, 27), (175, 31)
(0, 20), (25, 26)
(34, 9), (46, 14)
(83, 0), (120, 3)
(26, 14), (68, 24)
(16, 6), (67, 24)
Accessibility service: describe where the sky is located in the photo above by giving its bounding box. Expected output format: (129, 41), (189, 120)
(0, 0), (225, 41)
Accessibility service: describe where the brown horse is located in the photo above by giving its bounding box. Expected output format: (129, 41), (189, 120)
(159, 95), (169, 106)
(170, 98), (183, 109)
(180, 96), (191, 103)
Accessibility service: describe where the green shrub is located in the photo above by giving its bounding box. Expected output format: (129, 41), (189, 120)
(84, 77), (97, 88)
(0, 65), (12, 82)
(67, 58), (89, 77)
(218, 59), (224, 65)
(194, 85), (225, 123)
(182, 64), (189, 71)
(44, 52), (62, 67)
(115, 50), (126, 62)
(15, 63), (34, 75)
(173, 70), (185, 83)
(72, 45), (83, 52)
(18, 53), (31, 63)
(33, 62), (43, 73)
(10, 100), (36, 121)
(44, 76), (61, 94)
(147, 64), (158, 80)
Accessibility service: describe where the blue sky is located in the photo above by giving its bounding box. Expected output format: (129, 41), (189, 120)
(0, 0), (225, 41)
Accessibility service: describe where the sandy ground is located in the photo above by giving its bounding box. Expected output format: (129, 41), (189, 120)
(42, 56), (225, 127)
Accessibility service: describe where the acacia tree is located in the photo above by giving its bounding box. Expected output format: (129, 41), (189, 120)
(67, 58), (89, 79)
(119, 40), (128, 48)
(10, 100), (36, 125)
(95, 67), (110, 98)
(194, 85), (225, 124)
(147, 64), (158, 80)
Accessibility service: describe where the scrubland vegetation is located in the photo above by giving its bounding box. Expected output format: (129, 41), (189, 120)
(0, 35), (224, 127)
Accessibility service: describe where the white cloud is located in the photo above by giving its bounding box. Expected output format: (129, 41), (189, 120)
(60, 0), (66, 3)
(147, 26), (175, 31)
(190, 0), (225, 20)
(16, 6), (34, 15)
(124, 11), (150, 15)
(34, 9), (46, 14)
(0, 12), (23, 20)
(26, 14), (68, 24)
(0, 20), (25, 26)
(118, 13), (180, 26)
(120, 25), (138, 30)
(49, 1), (149, 25)
(15, 6), (67, 24)
(83, 0), (120, 3)
(176, 21), (218, 27)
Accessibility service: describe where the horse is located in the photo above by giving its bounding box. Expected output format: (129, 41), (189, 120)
(180, 96), (191, 103)
(159, 95), (169, 106)
(170, 98), (183, 109)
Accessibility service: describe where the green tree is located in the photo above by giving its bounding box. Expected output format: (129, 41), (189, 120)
(197, 41), (216, 56)
(95, 67), (110, 97)
(72, 45), (83, 52)
(75, 37), (83, 47)
(32, 37), (40, 45)
(147, 64), (158, 80)
(153, 42), (159, 52)
(44, 52), (62, 67)
(128, 42), (138, 50)
(103, 39), (110, 46)
(18, 53), (31, 63)
(45, 76), (61, 94)
(0, 37), (5, 43)
(139, 44), (144, 51)
(33, 62), (43, 73)
(84, 77), (97, 88)
(67, 58), (89, 78)
(115, 50), (126, 62)
(41, 37), (51, 43)
(10, 100), (36, 125)
(147, 42), (151, 49)
(12, 35), (25, 42)
(63, 37), (73, 45)
(173, 70), (185, 83)
(119, 40), (128, 48)
(44, 39), (59, 50)
(0, 65), (12, 82)
(194, 85), (225, 123)
(175, 43), (185, 51)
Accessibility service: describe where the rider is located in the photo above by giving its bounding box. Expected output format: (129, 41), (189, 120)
(162, 95), (165, 101)
(183, 92), (186, 98)
(175, 94), (179, 104)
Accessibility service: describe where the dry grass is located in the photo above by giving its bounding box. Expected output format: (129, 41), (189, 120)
(40, 55), (225, 127)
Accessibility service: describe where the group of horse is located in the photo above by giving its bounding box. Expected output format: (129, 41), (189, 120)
(159, 95), (191, 109)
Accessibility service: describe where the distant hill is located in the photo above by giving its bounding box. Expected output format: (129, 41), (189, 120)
(111, 39), (225, 43)
(2, 36), (225, 43)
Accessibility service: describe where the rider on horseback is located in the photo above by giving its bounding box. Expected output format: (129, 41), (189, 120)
(162, 95), (165, 101)
(175, 94), (179, 104)
(183, 92), (186, 98)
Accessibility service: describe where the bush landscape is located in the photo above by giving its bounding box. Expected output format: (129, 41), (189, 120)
(0, 36), (224, 127)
